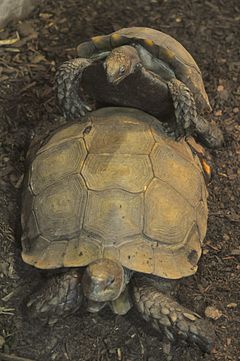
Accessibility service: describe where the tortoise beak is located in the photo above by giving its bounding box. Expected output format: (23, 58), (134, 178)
(109, 76), (122, 85)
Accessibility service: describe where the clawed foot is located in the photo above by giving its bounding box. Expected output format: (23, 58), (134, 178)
(62, 97), (92, 119)
(195, 116), (224, 148)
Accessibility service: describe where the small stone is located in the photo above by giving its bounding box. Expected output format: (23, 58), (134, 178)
(226, 303), (237, 309)
(205, 306), (223, 320)
(233, 107), (239, 114)
(183, 312), (197, 321)
(217, 84), (224, 92)
(214, 110), (222, 117)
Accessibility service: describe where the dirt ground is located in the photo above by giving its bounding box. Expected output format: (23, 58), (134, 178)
(0, 0), (239, 360)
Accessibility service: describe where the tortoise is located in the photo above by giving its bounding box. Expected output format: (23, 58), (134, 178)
(21, 107), (215, 351)
(56, 27), (223, 148)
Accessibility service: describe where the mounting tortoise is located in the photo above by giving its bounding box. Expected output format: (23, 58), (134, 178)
(21, 107), (215, 351)
(56, 27), (223, 148)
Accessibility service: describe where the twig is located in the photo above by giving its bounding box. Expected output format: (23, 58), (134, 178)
(0, 32), (20, 46)
(0, 353), (35, 361)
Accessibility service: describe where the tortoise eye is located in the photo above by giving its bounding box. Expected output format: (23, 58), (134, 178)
(119, 66), (125, 75)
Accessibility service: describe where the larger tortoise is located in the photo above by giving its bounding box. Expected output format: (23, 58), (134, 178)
(21, 107), (214, 351)
(56, 27), (223, 148)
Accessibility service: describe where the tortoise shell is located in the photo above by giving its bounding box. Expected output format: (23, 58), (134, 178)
(21, 107), (208, 279)
(77, 27), (211, 113)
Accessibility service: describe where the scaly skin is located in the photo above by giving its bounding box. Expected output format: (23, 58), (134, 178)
(131, 274), (215, 352)
(26, 269), (83, 324)
(168, 78), (224, 147)
(55, 58), (92, 119)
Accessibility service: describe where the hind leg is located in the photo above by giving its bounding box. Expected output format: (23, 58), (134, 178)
(26, 269), (83, 324)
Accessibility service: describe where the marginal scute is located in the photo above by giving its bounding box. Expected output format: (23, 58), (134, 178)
(110, 33), (129, 47)
(22, 210), (40, 242)
(144, 178), (195, 244)
(90, 107), (155, 126)
(33, 175), (87, 240)
(84, 120), (154, 154)
(153, 224), (202, 278)
(64, 235), (101, 267)
(91, 34), (111, 50)
(84, 189), (144, 242)
(150, 143), (202, 206)
(103, 246), (120, 261)
(22, 236), (50, 267)
(196, 200), (208, 240)
(119, 238), (154, 274)
(82, 154), (153, 192)
(31, 140), (87, 194)
(35, 240), (68, 269)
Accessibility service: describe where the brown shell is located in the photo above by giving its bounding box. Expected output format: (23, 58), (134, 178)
(21, 107), (208, 279)
(86, 27), (210, 112)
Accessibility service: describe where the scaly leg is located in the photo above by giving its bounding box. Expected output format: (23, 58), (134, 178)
(26, 269), (83, 324)
(168, 79), (224, 147)
(55, 58), (93, 119)
(131, 274), (215, 352)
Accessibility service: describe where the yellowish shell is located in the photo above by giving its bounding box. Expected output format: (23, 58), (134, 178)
(21, 107), (208, 279)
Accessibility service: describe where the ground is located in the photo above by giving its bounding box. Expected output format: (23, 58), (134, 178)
(0, 0), (239, 360)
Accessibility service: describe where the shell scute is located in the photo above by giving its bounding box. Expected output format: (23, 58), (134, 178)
(83, 189), (144, 242)
(33, 175), (87, 241)
(150, 142), (203, 207)
(144, 178), (195, 244)
(30, 139), (87, 194)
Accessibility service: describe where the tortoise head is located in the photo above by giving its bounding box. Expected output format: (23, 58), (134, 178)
(82, 259), (126, 302)
(104, 45), (141, 85)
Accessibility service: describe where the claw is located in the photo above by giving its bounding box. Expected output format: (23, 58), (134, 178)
(79, 109), (86, 116)
(85, 104), (92, 112)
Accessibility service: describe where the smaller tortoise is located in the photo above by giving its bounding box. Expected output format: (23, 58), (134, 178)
(56, 27), (223, 148)
(21, 107), (214, 352)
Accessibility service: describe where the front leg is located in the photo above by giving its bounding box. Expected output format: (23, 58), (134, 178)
(168, 79), (224, 148)
(56, 58), (93, 119)
(167, 78), (197, 139)
(131, 274), (215, 352)
(26, 269), (83, 324)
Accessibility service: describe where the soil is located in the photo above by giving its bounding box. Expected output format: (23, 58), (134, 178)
(0, 0), (239, 360)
